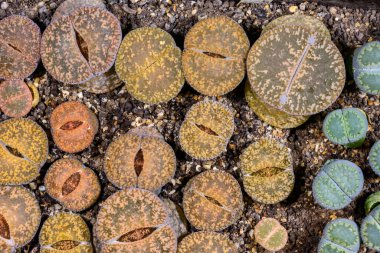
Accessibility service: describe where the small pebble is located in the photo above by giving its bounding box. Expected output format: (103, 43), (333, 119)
(1, 1), (8, 9)
(289, 5), (298, 13)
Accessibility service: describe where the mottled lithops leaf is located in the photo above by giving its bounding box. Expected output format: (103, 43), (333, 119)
(0, 79), (32, 118)
(183, 170), (243, 231)
(247, 25), (345, 116)
(0, 118), (48, 184)
(0, 186), (41, 251)
(182, 16), (250, 96)
(312, 159), (364, 210)
(116, 27), (184, 104)
(104, 126), (176, 191)
(369, 140), (380, 176)
(365, 191), (380, 215)
(254, 218), (288, 251)
(0, 15), (41, 80)
(353, 41), (380, 95)
(78, 67), (123, 94)
(41, 7), (121, 84)
(95, 188), (177, 253)
(318, 218), (360, 253)
(50, 101), (99, 153)
(39, 212), (92, 253)
(179, 100), (234, 160)
(240, 138), (294, 204)
(323, 108), (368, 148)
(361, 206), (380, 251)
(52, 0), (106, 21)
(161, 198), (189, 239)
(178, 232), (238, 253)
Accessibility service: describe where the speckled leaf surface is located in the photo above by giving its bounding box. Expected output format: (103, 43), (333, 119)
(0, 79), (33, 118)
(361, 206), (380, 251)
(52, 0), (106, 21)
(161, 198), (188, 239)
(254, 218), (288, 251)
(369, 140), (380, 176)
(78, 67), (123, 94)
(177, 232), (238, 253)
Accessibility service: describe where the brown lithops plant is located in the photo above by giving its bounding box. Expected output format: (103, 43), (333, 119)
(178, 232), (238, 253)
(161, 198), (189, 239)
(39, 212), (93, 253)
(52, 0), (106, 21)
(182, 16), (250, 96)
(0, 79), (33, 118)
(50, 101), (99, 153)
(104, 126), (176, 191)
(78, 67), (123, 94)
(179, 100), (234, 160)
(116, 27), (184, 104)
(183, 170), (243, 231)
(0, 15), (41, 80)
(0, 186), (41, 252)
(44, 158), (101, 212)
(41, 7), (122, 84)
(0, 118), (48, 184)
(95, 188), (177, 253)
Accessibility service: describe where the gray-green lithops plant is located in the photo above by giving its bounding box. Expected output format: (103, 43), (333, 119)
(365, 191), (380, 215)
(352, 41), (380, 94)
(254, 218), (288, 251)
(318, 218), (360, 253)
(323, 108), (368, 148)
(360, 205), (380, 251)
(161, 198), (189, 239)
(312, 159), (364, 210)
(369, 140), (380, 176)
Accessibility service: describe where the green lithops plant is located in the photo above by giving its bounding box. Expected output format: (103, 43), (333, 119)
(95, 188), (177, 253)
(361, 205), (380, 251)
(365, 191), (380, 215)
(116, 27), (184, 104)
(254, 218), (288, 251)
(312, 159), (364, 210)
(78, 67), (123, 94)
(161, 198), (189, 239)
(0, 79), (32, 118)
(177, 231), (238, 253)
(52, 0), (106, 21)
(352, 41), (380, 94)
(369, 140), (380, 176)
(39, 212), (93, 253)
(179, 100), (234, 160)
(323, 108), (368, 148)
(0, 118), (48, 184)
(182, 15), (250, 96)
(318, 218), (360, 253)
(240, 138), (294, 204)
(183, 170), (243, 231)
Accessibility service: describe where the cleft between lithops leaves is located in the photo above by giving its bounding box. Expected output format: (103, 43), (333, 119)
(118, 227), (157, 243)
(4, 145), (25, 159)
(134, 149), (144, 178)
(0, 214), (10, 240)
(190, 48), (237, 61)
(6, 42), (22, 54)
(62, 171), (81, 196)
(51, 240), (81, 250)
(195, 190), (232, 212)
(60, 121), (84, 130)
(74, 29), (90, 62)
(195, 124), (219, 136)
(245, 166), (291, 178)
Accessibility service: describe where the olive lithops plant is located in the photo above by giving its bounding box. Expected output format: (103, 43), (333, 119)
(254, 218), (288, 251)
(369, 140), (380, 176)
(312, 159), (364, 210)
(323, 108), (368, 148)
(361, 205), (380, 251)
(365, 191), (380, 215)
(177, 232), (238, 253)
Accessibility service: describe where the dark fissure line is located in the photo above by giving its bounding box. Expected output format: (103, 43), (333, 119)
(195, 124), (218, 136)
(7, 43), (22, 54)
(74, 29), (89, 62)
(60, 121), (83, 130)
(62, 172), (81, 196)
(203, 51), (226, 59)
(52, 240), (80, 250)
(205, 195), (223, 208)
(0, 214), (10, 239)
(134, 149), (144, 177)
(5, 145), (24, 159)
(119, 227), (157, 242)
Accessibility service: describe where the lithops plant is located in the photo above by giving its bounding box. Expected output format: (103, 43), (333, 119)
(240, 138), (294, 204)
(50, 101), (99, 153)
(254, 218), (288, 251)
(116, 27), (184, 104)
(41, 7), (121, 84)
(369, 140), (380, 176)
(361, 205), (380, 251)
(0, 118), (48, 184)
(182, 15), (250, 96)
(179, 100), (234, 160)
(0, 186), (41, 252)
(247, 25), (345, 116)
(78, 67), (123, 94)
(39, 212), (93, 253)
(318, 218), (360, 253)
(44, 158), (101, 212)
(352, 41), (380, 94)
(323, 108), (368, 148)
(365, 191), (380, 215)
(183, 170), (243, 231)
(52, 0), (106, 21)
(95, 188), (177, 253)
(161, 198), (188, 239)
(177, 232), (238, 253)
(104, 127), (176, 192)
(0, 79), (32, 118)
(312, 159), (364, 210)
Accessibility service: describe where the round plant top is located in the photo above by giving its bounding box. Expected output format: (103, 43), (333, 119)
(369, 140), (380, 177)
(247, 25), (345, 116)
(254, 218), (288, 252)
(52, 0), (106, 21)
(0, 79), (33, 118)
(365, 191), (380, 214)
(116, 27), (184, 104)
(360, 205), (380, 251)
(78, 67), (123, 94)
(161, 198), (188, 239)
(182, 15), (250, 96)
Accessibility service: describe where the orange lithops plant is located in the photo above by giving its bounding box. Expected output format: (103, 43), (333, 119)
(0, 79), (33, 118)
(178, 232), (238, 253)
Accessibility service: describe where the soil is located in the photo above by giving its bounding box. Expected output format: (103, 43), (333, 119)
(1, 0), (380, 252)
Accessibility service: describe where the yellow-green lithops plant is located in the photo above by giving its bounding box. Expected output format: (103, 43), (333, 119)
(254, 218), (288, 251)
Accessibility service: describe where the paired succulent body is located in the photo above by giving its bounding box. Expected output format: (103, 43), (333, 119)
(369, 140), (380, 176)
(177, 232), (237, 253)
(254, 218), (288, 251)
(360, 206), (380, 251)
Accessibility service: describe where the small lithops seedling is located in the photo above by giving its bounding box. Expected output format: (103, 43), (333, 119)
(116, 27), (184, 104)
(361, 205), (380, 251)
(183, 170), (243, 231)
(95, 188), (177, 253)
(318, 218), (360, 253)
(52, 0), (106, 21)
(365, 191), (380, 214)
(0, 15), (41, 80)
(369, 140), (380, 176)
(44, 158), (101, 212)
(50, 101), (99, 153)
(312, 159), (364, 210)
(254, 218), (288, 251)
(0, 186), (41, 252)
(104, 126), (176, 191)
(78, 67), (123, 94)
(182, 16), (250, 96)
(240, 138), (294, 204)
(179, 100), (234, 160)
(41, 7), (121, 84)
(247, 25), (345, 116)
(323, 108), (368, 148)
(0, 118), (48, 184)
(177, 231), (238, 253)
(39, 212), (93, 253)
(161, 198), (188, 239)
(352, 41), (380, 94)
(0, 79), (32, 118)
